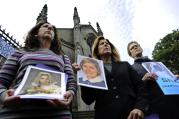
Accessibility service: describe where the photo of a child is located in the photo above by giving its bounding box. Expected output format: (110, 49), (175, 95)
(14, 66), (66, 100)
(26, 72), (61, 94)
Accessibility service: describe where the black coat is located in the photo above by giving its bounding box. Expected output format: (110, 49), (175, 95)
(81, 61), (148, 119)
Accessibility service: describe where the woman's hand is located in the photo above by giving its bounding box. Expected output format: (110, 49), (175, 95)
(46, 91), (73, 107)
(142, 73), (157, 81)
(127, 108), (144, 119)
(72, 63), (81, 71)
(175, 74), (179, 78)
(2, 89), (20, 107)
(174, 74), (179, 81)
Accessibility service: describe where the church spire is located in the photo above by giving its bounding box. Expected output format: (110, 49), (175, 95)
(36, 4), (48, 24)
(96, 22), (103, 36)
(73, 7), (80, 25)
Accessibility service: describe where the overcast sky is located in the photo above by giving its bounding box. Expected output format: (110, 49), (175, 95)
(0, 0), (178, 64)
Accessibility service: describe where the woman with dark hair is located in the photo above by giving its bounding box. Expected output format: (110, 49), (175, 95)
(0, 21), (76, 119)
(24, 21), (62, 54)
(73, 36), (148, 119)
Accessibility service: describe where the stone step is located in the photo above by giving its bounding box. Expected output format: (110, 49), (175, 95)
(72, 111), (94, 119)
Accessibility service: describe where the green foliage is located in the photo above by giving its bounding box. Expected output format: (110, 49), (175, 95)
(152, 29), (179, 74)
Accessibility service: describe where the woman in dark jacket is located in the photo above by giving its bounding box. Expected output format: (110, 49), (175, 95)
(73, 36), (148, 119)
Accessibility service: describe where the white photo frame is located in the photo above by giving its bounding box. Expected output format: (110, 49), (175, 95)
(142, 62), (175, 79)
(14, 65), (66, 100)
(77, 55), (108, 90)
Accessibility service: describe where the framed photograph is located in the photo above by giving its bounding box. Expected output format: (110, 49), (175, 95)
(142, 62), (175, 79)
(142, 62), (179, 95)
(14, 65), (66, 100)
(77, 55), (108, 90)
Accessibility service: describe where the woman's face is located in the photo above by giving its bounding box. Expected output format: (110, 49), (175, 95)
(82, 62), (98, 79)
(39, 75), (50, 85)
(37, 23), (55, 41)
(98, 39), (111, 56)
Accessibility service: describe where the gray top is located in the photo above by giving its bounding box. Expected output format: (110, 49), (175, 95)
(104, 63), (112, 73)
(0, 49), (76, 119)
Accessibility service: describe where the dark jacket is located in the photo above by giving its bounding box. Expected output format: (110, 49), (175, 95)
(81, 61), (148, 119)
(132, 57), (153, 78)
